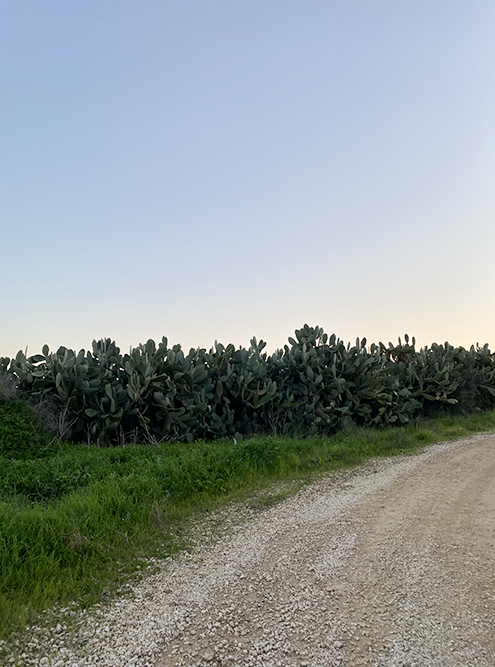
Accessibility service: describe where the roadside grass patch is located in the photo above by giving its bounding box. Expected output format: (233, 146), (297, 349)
(1, 405), (495, 641)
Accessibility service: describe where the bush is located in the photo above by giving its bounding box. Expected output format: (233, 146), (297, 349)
(2, 327), (495, 445)
(0, 400), (54, 459)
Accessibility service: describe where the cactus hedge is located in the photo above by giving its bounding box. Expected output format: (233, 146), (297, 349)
(1, 325), (495, 445)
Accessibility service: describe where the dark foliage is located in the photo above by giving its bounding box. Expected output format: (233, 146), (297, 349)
(1, 326), (494, 447)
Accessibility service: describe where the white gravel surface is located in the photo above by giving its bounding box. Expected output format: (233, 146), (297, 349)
(3, 433), (495, 667)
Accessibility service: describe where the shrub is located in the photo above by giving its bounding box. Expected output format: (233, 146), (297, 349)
(0, 400), (54, 459)
(2, 327), (495, 445)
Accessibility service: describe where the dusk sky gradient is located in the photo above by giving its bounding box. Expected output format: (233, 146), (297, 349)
(1, 1), (495, 358)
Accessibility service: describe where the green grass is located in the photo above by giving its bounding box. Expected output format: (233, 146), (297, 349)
(1, 404), (495, 641)
(0, 400), (55, 459)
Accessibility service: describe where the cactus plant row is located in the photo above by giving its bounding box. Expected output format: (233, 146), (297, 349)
(1, 325), (494, 445)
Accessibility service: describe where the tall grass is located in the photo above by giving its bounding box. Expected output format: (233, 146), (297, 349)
(1, 407), (495, 640)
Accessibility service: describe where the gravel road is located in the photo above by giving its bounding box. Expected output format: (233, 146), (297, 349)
(6, 433), (495, 667)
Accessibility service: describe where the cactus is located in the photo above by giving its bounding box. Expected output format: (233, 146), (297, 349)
(2, 326), (494, 446)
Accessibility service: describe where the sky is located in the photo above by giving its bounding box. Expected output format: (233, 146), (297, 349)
(1, 1), (495, 359)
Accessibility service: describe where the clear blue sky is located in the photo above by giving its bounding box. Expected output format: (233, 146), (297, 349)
(1, 1), (494, 358)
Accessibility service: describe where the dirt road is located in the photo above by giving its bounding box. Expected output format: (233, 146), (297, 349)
(154, 434), (495, 667)
(13, 434), (495, 667)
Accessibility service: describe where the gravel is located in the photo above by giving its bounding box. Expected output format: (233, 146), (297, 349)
(2, 433), (494, 667)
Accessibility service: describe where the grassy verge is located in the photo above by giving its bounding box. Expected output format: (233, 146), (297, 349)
(1, 408), (495, 640)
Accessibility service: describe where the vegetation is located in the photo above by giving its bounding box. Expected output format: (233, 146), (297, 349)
(1, 326), (495, 640)
(1, 398), (495, 640)
(1, 325), (495, 445)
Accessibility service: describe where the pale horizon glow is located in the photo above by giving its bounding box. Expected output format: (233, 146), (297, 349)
(1, 1), (495, 360)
